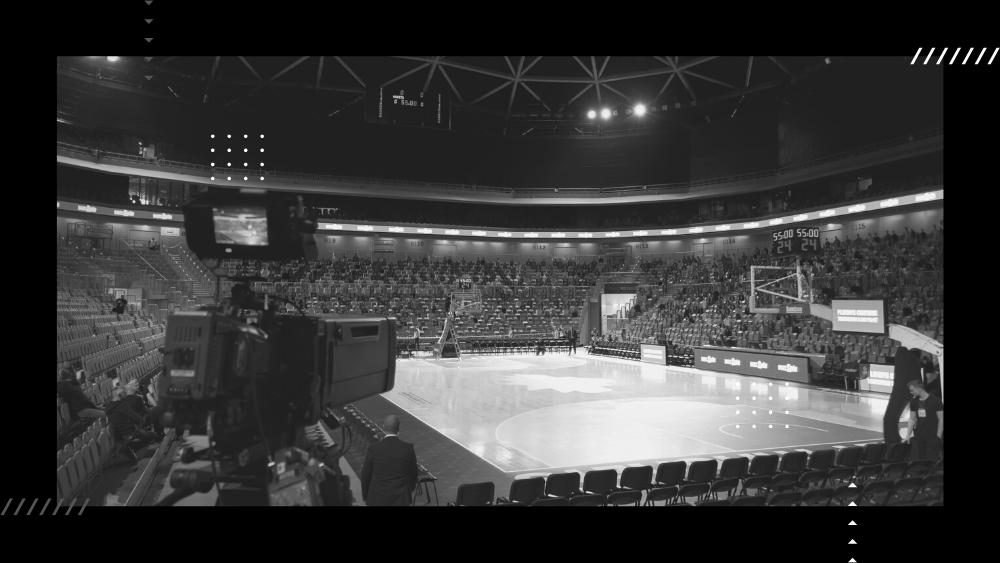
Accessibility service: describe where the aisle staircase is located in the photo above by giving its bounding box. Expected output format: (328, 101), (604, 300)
(167, 254), (215, 302)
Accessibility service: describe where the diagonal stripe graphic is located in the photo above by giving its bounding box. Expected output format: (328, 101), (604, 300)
(976, 47), (987, 64)
(13, 498), (24, 515)
(950, 49), (961, 64)
(79, 498), (90, 515)
(26, 499), (38, 515)
(936, 49), (948, 64)
(910, 49), (923, 65)
(923, 48), (935, 64)
(66, 498), (77, 515)
(53, 498), (64, 515)
(990, 48), (998, 65)
(963, 48), (975, 64)
(39, 499), (51, 516)
(1, 498), (10, 515)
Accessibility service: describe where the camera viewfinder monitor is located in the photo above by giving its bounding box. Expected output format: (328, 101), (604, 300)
(213, 205), (269, 246)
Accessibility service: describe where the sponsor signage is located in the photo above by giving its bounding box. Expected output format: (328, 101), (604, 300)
(152, 213), (173, 220)
(604, 283), (638, 294)
(114, 209), (135, 217)
(640, 344), (667, 365)
(779, 303), (811, 315)
(160, 227), (181, 236)
(78, 205), (97, 213)
(858, 363), (894, 393)
(693, 347), (811, 383)
(832, 299), (886, 335)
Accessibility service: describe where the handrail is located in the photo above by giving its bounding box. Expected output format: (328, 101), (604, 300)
(55, 126), (942, 198)
(119, 238), (168, 280)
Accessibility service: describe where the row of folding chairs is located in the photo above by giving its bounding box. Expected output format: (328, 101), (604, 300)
(337, 405), (384, 458)
(450, 444), (942, 506)
(588, 342), (640, 360)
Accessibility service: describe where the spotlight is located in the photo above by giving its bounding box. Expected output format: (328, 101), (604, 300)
(227, 148), (231, 152)
(260, 176), (264, 180)
(587, 110), (596, 119)
(244, 176), (248, 180)
(634, 104), (646, 116)
(227, 162), (231, 166)
(244, 148), (248, 152)
(210, 134), (215, 139)
(227, 134), (231, 138)
(211, 162), (214, 166)
(600, 108), (610, 119)
(260, 162), (264, 166)
(244, 134), (248, 138)
(210, 176), (215, 180)
(260, 148), (264, 152)
(227, 176), (231, 180)
(261, 135), (264, 138)
(211, 148), (215, 152)
(106, 56), (119, 62)
(244, 162), (248, 167)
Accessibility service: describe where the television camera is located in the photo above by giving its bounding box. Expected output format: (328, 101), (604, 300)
(156, 190), (396, 506)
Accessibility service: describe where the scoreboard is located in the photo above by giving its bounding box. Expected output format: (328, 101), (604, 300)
(366, 87), (451, 130)
(772, 227), (820, 257)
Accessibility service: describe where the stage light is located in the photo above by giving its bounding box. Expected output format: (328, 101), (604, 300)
(211, 148), (215, 152)
(210, 176), (215, 180)
(244, 148), (248, 152)
(752, 425), (756, 429)
(769, 383), (772, 386)
(752, 410), (756, 415)
(769, 396), (772, 400)
(244, 162), (248, 166)
(227, 176), (231, 180)
(260, 176), (264, 180)
(600, 108), (611, 119)
(211, 162), (214, 166)
(769, 425), (773, 429)
(769, 411), (772, 414)
(227, 148), (231, 152)
(107, 56), (119, 62)
(244, 134), (248, 138)
(260, 162), (264, 166)
(227, 162), (231, 166)
(785, 425), (789, 428)
(227, 134), (231, 138)
(587, 110), (596, 119)
(736, 425), (740, 429)
(634, 104), (646, 116)
(244, 176), (248, 180)
(261, 134), (264, 138)
(260, 148), (264, 152)
(210, 134), (215, 139)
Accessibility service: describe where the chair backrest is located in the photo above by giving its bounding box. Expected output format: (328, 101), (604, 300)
(654, 461), (687, 487)
(800, 487), (835, 506)
(710, 477), (741, 496)
(778, 451), (808, 473)
(530, 497), (568, 506)
(731, 495), (766, 506)
(645, 486), (679, 505)
(687, 460), (718, 483)
(767, 492), (803, 506)
(606, 490), (643, 506)
(620, 466), (653, 491)
(834, 446), (863, 468)
(677, 483), (711, 499)
(861, 480), (893, 500)
(568, 494), (605, 506)
(806, 449), (836, 471)
(904, 460), (933, 477)
(582, 469), (618, 495)
(718, 457), (749, 480)
(883, 441), (911, 463)
(454, 482), (496, 506)
(860, 443), (887, 465)
(697, 499), (731, 506)
(509, 477), (546, 504)
(545, 472), (581, 498)
(749, 454), (780, 475)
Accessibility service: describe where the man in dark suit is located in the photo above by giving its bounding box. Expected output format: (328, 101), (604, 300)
(361, 415), (418, 506)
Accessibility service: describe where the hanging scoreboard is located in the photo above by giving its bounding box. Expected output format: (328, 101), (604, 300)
(772, 227), (821, 257)
(366, 87), (451, 130)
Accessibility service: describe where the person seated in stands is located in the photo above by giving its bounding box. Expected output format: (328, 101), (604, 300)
(106, 387), (158, 459)
(535, 339), (546, 355)
(124, 381), (166, 440)
(57, 368), (105, 421)
(113, 294), (128, 315)
(147, 237), (158, 251)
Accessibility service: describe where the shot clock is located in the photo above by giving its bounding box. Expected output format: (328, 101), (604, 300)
(772, 227), (820, 257)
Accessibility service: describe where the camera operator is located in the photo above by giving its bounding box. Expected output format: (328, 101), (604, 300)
(123, 381), (167, 440)
(106, 387), (158, 460)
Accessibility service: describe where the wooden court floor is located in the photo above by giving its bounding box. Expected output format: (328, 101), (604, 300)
(381, 352), (892, 483)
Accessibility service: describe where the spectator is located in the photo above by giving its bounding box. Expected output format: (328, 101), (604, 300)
(903, 380), (943, 462)
(360, 415), (419, 506)
(105, 387), (158, 460)
(568, 326), (577, 355)
(114, 294), (128, 315)
(124, 381), (166, 439)
(57, 368), (105, 421)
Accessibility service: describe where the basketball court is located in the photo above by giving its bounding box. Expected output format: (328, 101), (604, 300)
(379, 353), (893, 483)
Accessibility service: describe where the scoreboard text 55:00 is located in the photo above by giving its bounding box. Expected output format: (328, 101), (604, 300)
(772, 227), (820, 257)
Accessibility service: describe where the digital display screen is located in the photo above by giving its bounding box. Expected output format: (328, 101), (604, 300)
(366, 87), (450, 130)
(212, 206), (269, 246)
(693, 347), (812, 383)
(831, 299), (886, 334)
(772, 227), (820, 257)
(640, 344), (667, 365)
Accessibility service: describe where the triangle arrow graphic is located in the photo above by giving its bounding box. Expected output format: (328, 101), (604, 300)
(144, 57), (152, 62)
(849, 521), (856, 525)
(145, 38), (153, 42)
(145, 19), (153, 23)
(849, 559), (857, 563)
(145, 0), (153, 4)
(848, 501), (857, 506)
(849, 539), (857, 545)
(145, 75), (153, 80)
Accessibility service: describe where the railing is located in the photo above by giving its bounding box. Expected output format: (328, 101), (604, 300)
(55, 126), (942, 200)
(120, 239), (167, 280)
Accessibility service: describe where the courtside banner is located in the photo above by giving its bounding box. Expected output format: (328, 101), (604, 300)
(640, 344), (667, 365)
(858, 363), (894, 394)
(693, 347), (811, 383)
(831, 299), (887, 335)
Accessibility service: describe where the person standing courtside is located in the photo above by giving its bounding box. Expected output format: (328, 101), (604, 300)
(361, 415), (418, 506)
(568, 326), (577, 355)
(903, 380), (943, 462)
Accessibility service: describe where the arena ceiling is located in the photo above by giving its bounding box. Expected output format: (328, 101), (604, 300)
(59, 56), (847, 135)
